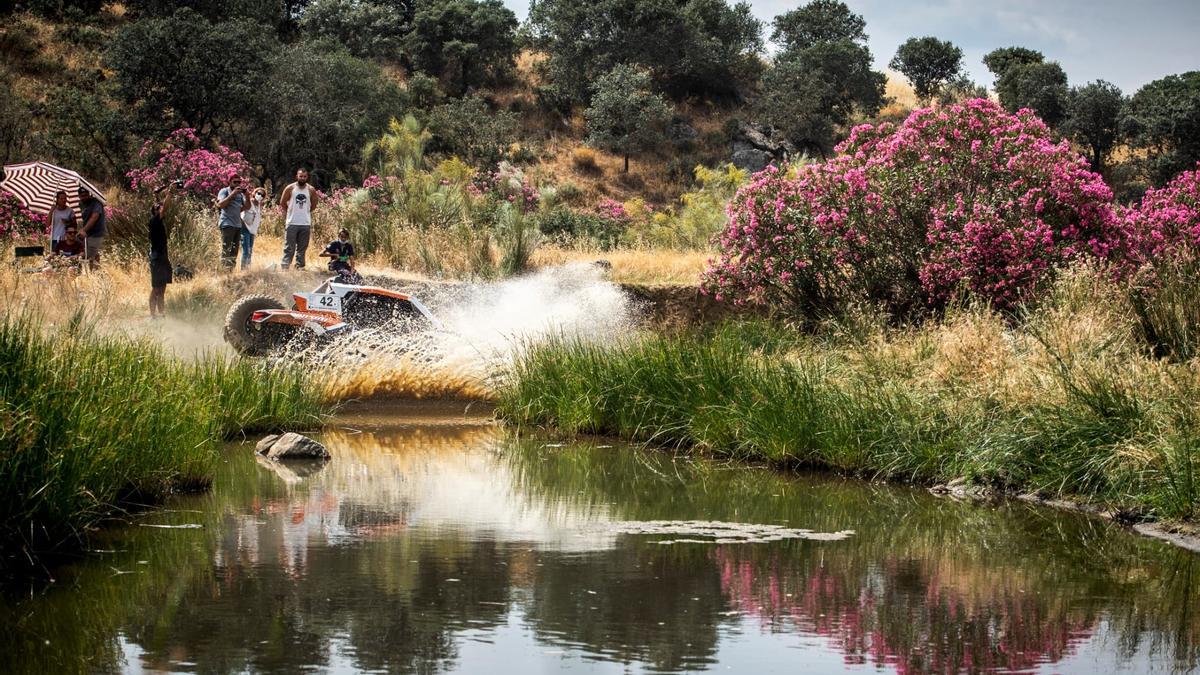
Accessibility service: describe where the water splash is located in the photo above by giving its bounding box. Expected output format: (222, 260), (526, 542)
(312, 264), (637, 400)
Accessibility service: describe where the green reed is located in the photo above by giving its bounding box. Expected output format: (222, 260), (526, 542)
(0, 316), (326, 563)
(498, 311), (1200, 522)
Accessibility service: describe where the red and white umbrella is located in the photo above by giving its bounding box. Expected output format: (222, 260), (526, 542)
(0, 161), (106, 215)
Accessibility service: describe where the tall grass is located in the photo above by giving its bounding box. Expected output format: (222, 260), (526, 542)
(0, 314), (326, 563)
(498, 268), (1200, 521)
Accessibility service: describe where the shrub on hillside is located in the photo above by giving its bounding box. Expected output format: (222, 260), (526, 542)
(625, 163), (746, 249)
(702, 99), (1127, 317)
(571, 147), (599, 172)
(126, 128), (251, 198)
(536, 207), (621, 249)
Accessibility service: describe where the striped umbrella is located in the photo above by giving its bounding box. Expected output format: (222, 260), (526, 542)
(0, 161), (106, 216)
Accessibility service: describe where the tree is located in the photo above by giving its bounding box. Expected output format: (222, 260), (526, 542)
(935, 75), (989, 106)
(755, 1), (885, 155)
(0, 69), (31, 168)
(995, 61), (1069, 127)
(300, 0), (413, 60)
(770, 0), (866, 51)
(403, 0), (518, 96)
(753, 62), (836, 157)
(672, 0), (764, 98)
(16, 0), (105, 18)
(1124, 71), (1200, 186)
(244, 40), (406, 186)
(585, 65), (672, 172)
(982, 46), (1043, 79)
(125, 0), (309, 36)
(889, 37), (963, 104)
(39, 86), (135, 182)
(527, 0), (763, 103)
(427, 96), (518, 166)
(106, 8), (279, 138)
(1062, 80), (1125, 172)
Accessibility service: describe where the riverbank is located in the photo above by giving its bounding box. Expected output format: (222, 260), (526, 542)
(0, 316), (326, 570)
(497, 270), (1200, 526)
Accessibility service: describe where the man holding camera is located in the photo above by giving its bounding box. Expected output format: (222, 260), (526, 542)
(215, 173), (251, 271)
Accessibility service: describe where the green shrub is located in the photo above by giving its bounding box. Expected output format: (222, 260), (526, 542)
(535, 207), (622, 248)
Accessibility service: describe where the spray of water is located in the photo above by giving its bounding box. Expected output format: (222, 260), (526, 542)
(311, 264), (638, 400)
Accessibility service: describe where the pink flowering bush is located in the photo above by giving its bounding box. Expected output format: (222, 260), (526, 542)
(703, 99), (1128, 315)
(595, 198), (629, 224)
(1118, 165), (1200, 359)
(1122, 165), (1200, 261)
(473, 162), (539, 212)
(0, 190), (44, 239)
(126, 128), (251, 198)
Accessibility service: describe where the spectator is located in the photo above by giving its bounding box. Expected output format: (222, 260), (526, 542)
(47, 190), (76, 249)
(148, 186), (174, 318)
(241, 187), (265, 270)
(320, 227), (357, 274)
(278, 168), (319, 269)
(52, 225), (84, 257)
(76, 187), (106, 268)
(215, 173), (250, 271)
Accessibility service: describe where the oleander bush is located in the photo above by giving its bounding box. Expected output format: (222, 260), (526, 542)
(702, 99), (1129, 318)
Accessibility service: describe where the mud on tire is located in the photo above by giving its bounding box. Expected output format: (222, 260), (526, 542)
(224, 294), (287, 356)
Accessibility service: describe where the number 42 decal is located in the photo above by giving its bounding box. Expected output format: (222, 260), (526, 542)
(313, 294), (341, 312)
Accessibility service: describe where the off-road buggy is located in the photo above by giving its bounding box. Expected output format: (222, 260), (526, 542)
(224, 272), (437, 356)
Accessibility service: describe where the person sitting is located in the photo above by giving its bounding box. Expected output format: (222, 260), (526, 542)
(53, 226), (85, 257)
(320, 228), (357, 279)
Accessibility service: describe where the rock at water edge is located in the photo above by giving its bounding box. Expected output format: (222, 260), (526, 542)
(260, 432), (330, 461)
(255, 434), (281, 455)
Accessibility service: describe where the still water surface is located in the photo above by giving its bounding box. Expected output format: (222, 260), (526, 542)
(4, 403), (1200, 674)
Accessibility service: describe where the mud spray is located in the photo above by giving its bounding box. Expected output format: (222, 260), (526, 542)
(307, 264), (638, 400)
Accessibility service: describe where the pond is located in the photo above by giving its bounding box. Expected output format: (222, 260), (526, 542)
(3, 402), (1199, 674)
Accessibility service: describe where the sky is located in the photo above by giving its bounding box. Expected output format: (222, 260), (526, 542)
(502, 0), (1200, 94)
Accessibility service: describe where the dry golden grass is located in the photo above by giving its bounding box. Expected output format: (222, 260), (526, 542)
(531, 245), (711, 285)
(823, 266), (1167, 415)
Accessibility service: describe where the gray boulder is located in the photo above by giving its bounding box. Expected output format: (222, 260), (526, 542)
(731, 148), (773, 173)
(669, 121), (699, 144)
(734, 120), (798, 157)
(256, 432), (330, 461)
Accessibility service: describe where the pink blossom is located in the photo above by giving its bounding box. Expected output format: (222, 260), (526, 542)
(701, 99), (1128, 313)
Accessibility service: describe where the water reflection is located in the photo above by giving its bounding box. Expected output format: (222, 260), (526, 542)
(3, 409), (1200, 674)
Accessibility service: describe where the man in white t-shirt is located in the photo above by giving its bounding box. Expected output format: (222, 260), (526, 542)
(278, 168), (320, 269)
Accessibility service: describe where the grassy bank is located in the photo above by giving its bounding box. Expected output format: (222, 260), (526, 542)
(498, 269), (1200, 522)
(0, 315), (326, 565)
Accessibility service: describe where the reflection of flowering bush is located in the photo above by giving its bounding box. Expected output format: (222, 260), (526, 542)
(0, 190), (44, 239)
(702, 99), (1127, 314)
(126, 128), (251, 198)
(714, 547), (1093, 675)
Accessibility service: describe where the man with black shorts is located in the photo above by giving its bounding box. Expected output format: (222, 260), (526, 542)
(148, 187), (174, 317)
